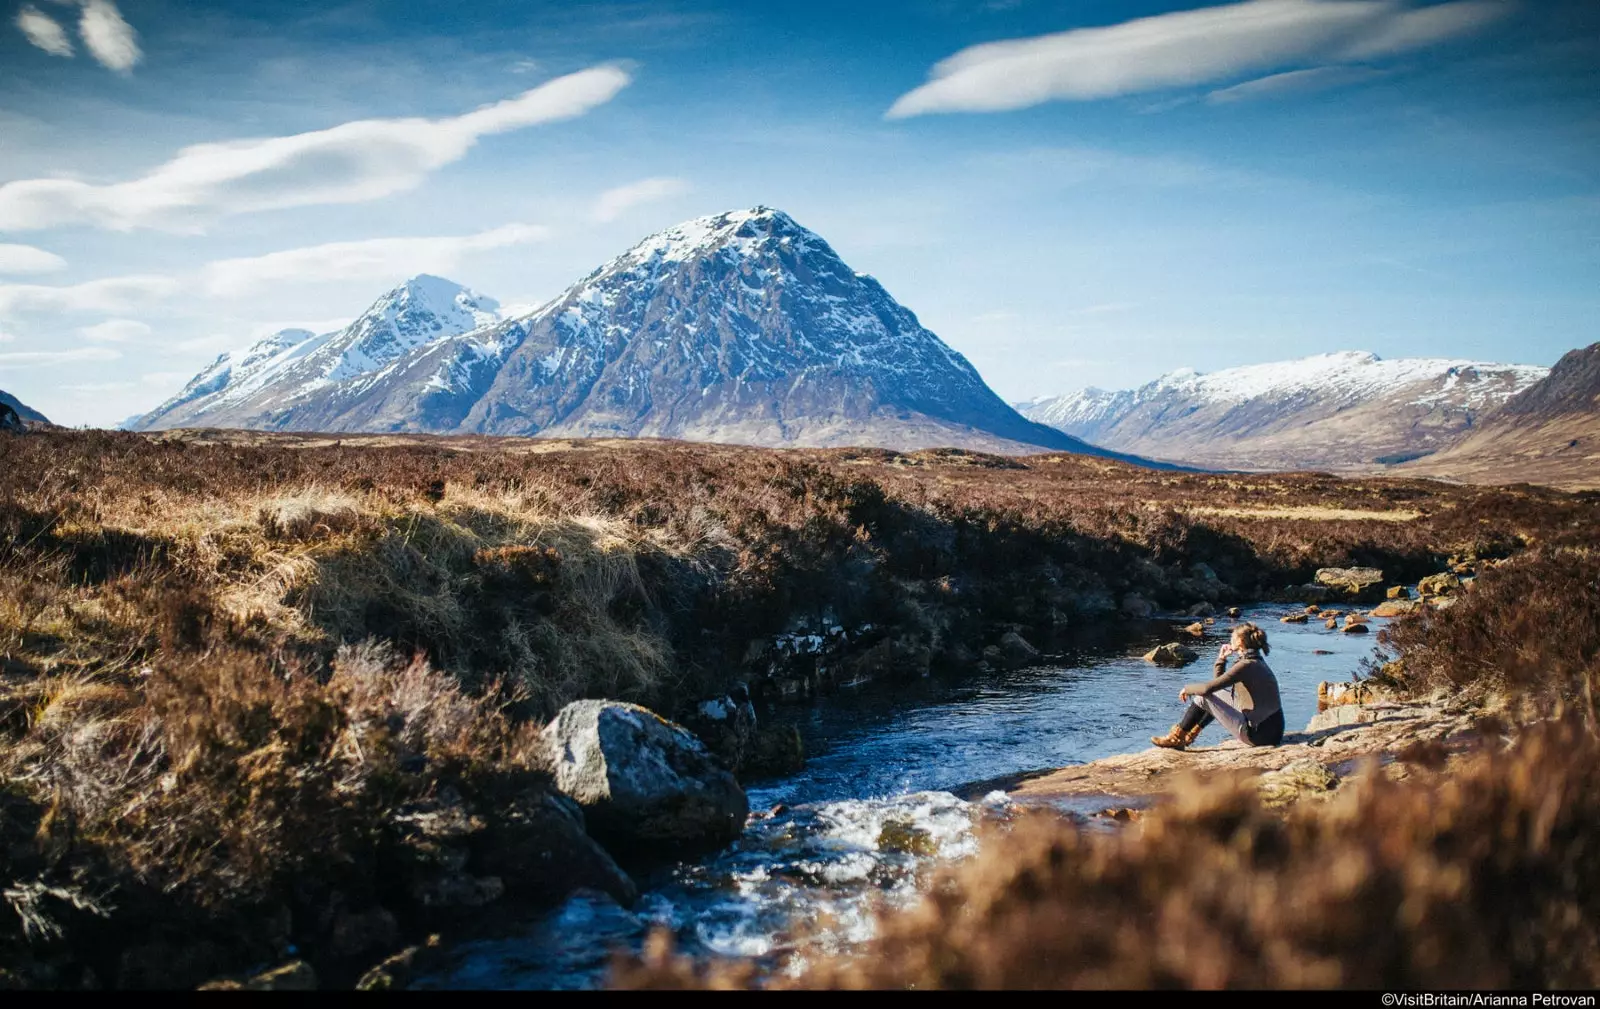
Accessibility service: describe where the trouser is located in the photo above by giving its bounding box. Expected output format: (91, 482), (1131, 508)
(1178, 694), (1284, 747)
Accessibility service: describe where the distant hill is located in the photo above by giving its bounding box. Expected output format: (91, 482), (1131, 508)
(132, 208), (1126, 459)
(0, 390), (50, 426)
(1400, 341), (1600, 490)
(1018, 352), (1548, 473)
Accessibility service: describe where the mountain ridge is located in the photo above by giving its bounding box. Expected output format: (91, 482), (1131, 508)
(132, 208), (1108, 458)
(1019, 351), (1549, 473)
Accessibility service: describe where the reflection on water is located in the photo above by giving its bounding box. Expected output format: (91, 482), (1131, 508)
(418, 602), (1388, 989)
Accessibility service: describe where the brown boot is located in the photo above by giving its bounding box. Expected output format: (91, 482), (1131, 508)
(1151, 724), (1190, 750)
(1182, 723), (1204, 747)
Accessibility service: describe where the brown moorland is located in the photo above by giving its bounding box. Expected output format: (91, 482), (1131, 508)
(3, 427), (1599, 988)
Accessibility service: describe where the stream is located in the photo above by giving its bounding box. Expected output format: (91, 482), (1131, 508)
(417, 601), (1391, 989)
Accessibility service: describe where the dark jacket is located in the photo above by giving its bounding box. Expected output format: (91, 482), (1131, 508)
(1184, 649), (1283, 727)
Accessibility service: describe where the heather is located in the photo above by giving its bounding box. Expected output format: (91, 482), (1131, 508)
(3, 428), (1598, 988)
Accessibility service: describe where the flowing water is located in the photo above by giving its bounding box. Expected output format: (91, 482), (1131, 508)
(418, 601), (1391, 989)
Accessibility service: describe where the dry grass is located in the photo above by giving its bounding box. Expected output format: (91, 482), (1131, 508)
(3, 429), (1598, 987)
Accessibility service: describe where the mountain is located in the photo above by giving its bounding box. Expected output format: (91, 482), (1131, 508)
(133, 275), (501, 431)
(0, 390), (50, 426)
(1399, 341), (1600, 489)
(133, 208), (1102, 457)
(1018, 351), (1549, 473)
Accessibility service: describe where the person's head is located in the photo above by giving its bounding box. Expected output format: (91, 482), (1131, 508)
(1232, 622), (1269, 655)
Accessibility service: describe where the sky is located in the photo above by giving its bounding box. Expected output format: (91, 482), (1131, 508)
(0, 0), (1596, 428)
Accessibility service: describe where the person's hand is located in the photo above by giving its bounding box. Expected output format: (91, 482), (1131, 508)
(1218, 642), (1235, 659)
(1178, 688), (1190, 702)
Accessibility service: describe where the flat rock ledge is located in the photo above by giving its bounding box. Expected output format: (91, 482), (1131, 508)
(972, 694), (1482, 813)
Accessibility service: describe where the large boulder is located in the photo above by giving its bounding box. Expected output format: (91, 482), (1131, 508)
(1314, 567), (1386, 602)
(1371, 599), (1417, 618)
(997, 630), (1040, 668)
(542, 700), (748, 856)
(1143, 642), (1199, 667)
(471, 785), (638, 908)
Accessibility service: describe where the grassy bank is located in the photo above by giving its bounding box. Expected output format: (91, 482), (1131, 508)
(3, 429), (1597, 988)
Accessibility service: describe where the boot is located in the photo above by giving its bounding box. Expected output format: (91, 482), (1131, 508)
(1181, 723), (1204, 747)
(1151, 724), (1190, 750)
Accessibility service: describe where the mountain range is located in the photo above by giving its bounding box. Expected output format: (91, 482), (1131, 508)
(1018, 352), (1552, 474)
(0, 391), (50, 427)
(132, 208), (1099, 457)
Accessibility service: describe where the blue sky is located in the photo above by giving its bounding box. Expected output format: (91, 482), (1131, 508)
(1, 0), (1596, 427)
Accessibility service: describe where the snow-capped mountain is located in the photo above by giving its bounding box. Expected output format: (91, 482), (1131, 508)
(1018, 351), (1549, 472)
(1402, 341), (1599, 489)
(132, 276), (501, 430)
(133, 209), (1100, 456)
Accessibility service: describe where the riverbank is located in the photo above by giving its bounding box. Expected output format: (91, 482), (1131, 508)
(984, 689), (1487, 815)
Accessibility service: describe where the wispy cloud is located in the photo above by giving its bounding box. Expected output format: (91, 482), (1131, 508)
(0, 346), (121, 367)
(79, 318), (151, 342)
(1207, 64), (1389, 102)
(0, 66), (631, 232)
(0, 243), (67, 275)
(593, 177), (693, 222)
(0, 275), (180, 318)
(887, 0), (1510, 117)
(77, 0), (141, 73)
(200, 223), (548, 297)
(15, 4), (72, 57)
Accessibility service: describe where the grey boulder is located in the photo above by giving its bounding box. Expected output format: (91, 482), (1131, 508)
(542, 700), (748, 856)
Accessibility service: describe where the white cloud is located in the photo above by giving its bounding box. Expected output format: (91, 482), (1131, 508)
(0, 65), (632, 232)
(63, 381), (135, 393)
(141, 371), (192, 387)
(0, 346), (121, 367)
(16, 4), (72, 57)
(200, 223), (549, 297)
(1207, 64), (1388, 103)
(886, 0), (1509, 117)
(0, 243), (68, 275)
(77, 0), (140, 73)
(0, 275), (180, 317)
(79, 318), (151, 342)
(593, 177), (692, 222)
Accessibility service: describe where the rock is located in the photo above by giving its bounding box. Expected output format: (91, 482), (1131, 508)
(1386, 585), (1412, 600)
(1314, 567), (1386, 601)
(1418, 573), (1462, 597)
(1306, 604), (1322, 614)
(680, 686), (758, 770)
(1317, 681), (1377, 711)
(472, 786), (638, 908)
(1120, 594), (1155, 619)
(1429, 596), (1458, 611)
(1185, 601), (1215, 618)
(1256, 759), (1340, 808)
(1181, 622), (1206, 638)
(998, 630), (1040, 667)
(542, 700), (749, 855)
(1324, 617), (1338, 629)
(1345, 613), (1368, 625)
(1204, 617), (1216, 626)
(329, 906), (400, 960)
(1341, 621), (1370, 634)
(1371, 599), (1418, 618)
(743, 724), (805, 778)
(877, 818), (938, 856)
(1281, 613), (1309, 624)
(1284, 584), (1333, 604)
(1142, 642), (1199, 666)
(410, 871), (504, 909)
(1322, 609), (1344, 618)
(1227, 606), (1242, 618)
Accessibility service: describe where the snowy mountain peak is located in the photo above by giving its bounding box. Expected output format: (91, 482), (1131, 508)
(605, 206), (822, 272)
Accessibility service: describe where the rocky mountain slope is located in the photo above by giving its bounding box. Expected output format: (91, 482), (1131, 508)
(1400, 341), (1600, 489)
(1018, 351), (1548, 472)
(132, 275), (502, 431)
(134, 208), (1095, 456)
(0, 390), (50, 426)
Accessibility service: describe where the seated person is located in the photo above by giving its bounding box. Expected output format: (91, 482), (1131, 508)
(1152, 622), (1284, 751)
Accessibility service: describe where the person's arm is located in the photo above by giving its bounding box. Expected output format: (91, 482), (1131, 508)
(1183, 652), (1242, 699)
